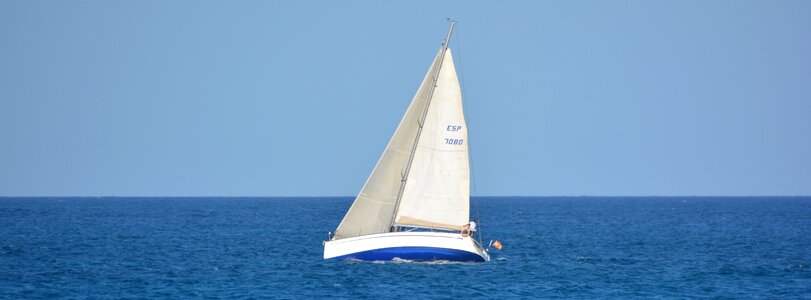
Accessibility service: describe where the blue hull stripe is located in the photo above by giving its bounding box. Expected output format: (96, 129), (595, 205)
(330, 246), (485, 262)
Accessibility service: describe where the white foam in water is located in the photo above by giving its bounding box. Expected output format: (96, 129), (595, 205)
(347, 257), (475, 265)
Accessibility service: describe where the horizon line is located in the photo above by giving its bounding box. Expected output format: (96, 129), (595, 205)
(2, 195), (810, 198)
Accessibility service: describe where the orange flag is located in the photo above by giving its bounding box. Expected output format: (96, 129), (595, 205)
(493, 240), (503, 250)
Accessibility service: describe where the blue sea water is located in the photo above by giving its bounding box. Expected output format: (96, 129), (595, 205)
(1, 197), (810, 298)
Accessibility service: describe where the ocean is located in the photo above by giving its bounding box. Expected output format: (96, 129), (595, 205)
(1, 197), (809, 298)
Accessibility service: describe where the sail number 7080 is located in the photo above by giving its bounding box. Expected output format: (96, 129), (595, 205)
(444, 125), (464, 145)
(444, 138), (464, 145)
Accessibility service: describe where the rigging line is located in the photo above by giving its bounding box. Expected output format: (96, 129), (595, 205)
(454, 25), (483, 244)
(455, 24), (476, 197)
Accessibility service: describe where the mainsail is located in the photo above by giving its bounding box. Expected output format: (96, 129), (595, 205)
(393, 48), (469, 231)
(333, 46), (469, 239)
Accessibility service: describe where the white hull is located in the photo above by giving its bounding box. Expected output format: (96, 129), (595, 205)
(323, 231), (489, 262)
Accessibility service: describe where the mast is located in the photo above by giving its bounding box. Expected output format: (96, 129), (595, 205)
(390, 20), (457, 231)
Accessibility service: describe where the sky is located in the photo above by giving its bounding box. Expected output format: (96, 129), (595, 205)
(1, 1), (809, 196)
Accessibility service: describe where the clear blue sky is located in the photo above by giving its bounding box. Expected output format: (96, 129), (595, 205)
(1, 1), (809, 196)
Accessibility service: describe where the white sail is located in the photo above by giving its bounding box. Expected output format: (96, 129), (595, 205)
(394, 48), (470, 231)
(333, 51), (443, 240)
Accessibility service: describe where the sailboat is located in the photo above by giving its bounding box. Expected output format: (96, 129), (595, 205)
(323, 21), (490, 262)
